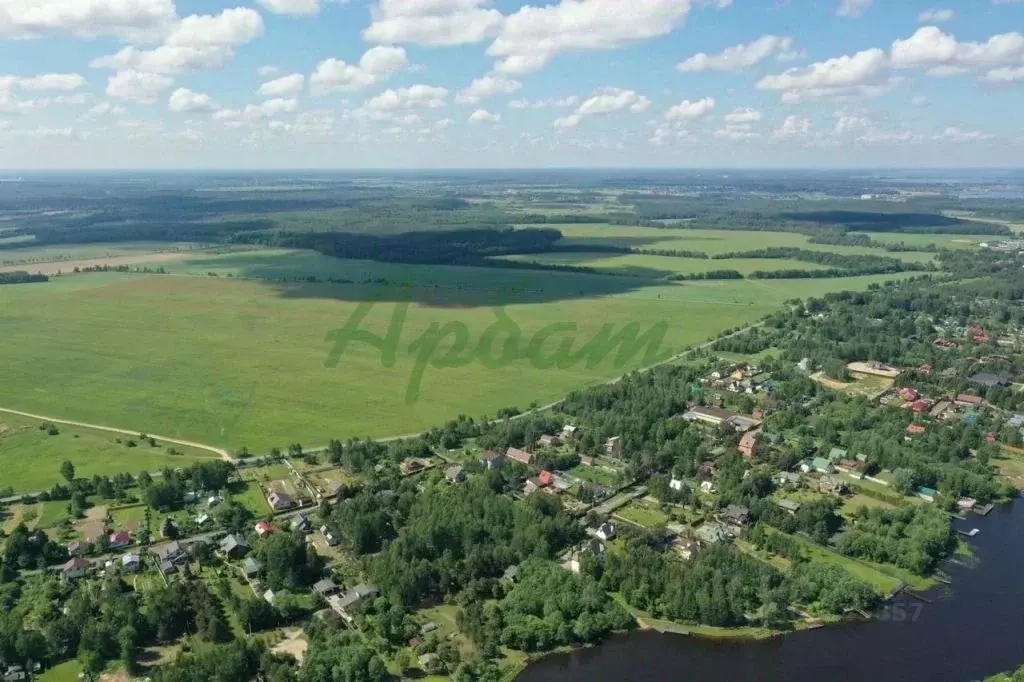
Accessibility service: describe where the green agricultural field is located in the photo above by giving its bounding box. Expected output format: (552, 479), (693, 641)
(0, 247), (924, 451)
(501, 252), (831, 278)
(0, 413), (220, 493)
(543, 224), (942, 264)
(0, 241), (202, 267)
(863, 232), (990, 250)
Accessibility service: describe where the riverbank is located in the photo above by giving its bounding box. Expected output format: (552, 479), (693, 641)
(518, 500), (1023, 682)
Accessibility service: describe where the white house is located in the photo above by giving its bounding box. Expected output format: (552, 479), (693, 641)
(595, 522), (615, 541)
(669, 477), (687, 492)
(700, 480), (716, 494)
(121, 553), (141, 573)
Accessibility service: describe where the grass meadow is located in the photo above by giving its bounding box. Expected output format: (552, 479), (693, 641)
(544, 223), (987, 262)
(0, 413), (219, 493)
(0, 237), (925, 451)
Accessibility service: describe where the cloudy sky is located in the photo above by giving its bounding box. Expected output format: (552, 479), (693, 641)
(1, 0), (1023, 169)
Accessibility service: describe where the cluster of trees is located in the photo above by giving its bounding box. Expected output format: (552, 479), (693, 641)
(668, 269), (745, 281)
(151, 639), (295, 682)
(713, 247), (913, 276)
(458, 560), (634, 653)
(836, 505), (956, 575)
(367, 478), (581, 607)
(0, 271), (47, 285)
(138, 461), (234, 510)
(1, 524), (67, 575)
(254, 529), (325, 591)
(602, 541), (781, 627)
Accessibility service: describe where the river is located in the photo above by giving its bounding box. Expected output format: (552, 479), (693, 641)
(519, 501), (1024, 682)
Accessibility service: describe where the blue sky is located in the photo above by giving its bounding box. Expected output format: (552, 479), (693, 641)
(0, 0), (1022, 169)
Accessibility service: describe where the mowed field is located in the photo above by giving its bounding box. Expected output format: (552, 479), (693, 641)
(0, 412), (219, 493)
(544, 224), (989, 261)
(0, 241), (203, 267)
(0, 243), (921, 451)
(503, 252), (831, 277)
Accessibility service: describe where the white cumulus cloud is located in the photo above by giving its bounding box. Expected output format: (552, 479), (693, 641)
(891, 27), (1024, 78)
(259, 74), (305, 97)
(0, 0), (177, 40)
(836, 0), (873, 18)
(310, 46), (408, 94)
(918, 8), (956, 23)
(553, 87), (650, 129)
(168, 87), (216, 112)
(665, 97), (716, 121)
(364, 0), (504, 47)
(677, 35), (797, 73)
(724, 107), (762, 124)
(364, 85), (449, 110)
(456, 73), (522, 104)
(469, 108), (501, 124)
(757, 48), (894, 102)
(490, 0), (693, 75)
(106, 70), (174, 102)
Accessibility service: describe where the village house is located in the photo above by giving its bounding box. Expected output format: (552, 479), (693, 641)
(906, 424), (927, 437)
(152, 540), (188, 566)
(67, 540), (88, 557)
(910, 400), (929, 414)
(933, 339), (958, 350)
(560, 424), (578, 439)
(777, 471), (801, 487)
(107, 531), (131, 550)
(955, 393), (984, 408)
(669, 477), (688, 492)
(595, 522), (615, 541)
(291, 514), (312, 534)
(801, 457), (833, 474)
(255, 521), (278, 536)
(700, 461), (717, 478)
(775, 499), (801, 514)
(219, 534), (249, 559)
(195, 513), (212, 527)
(320, 525), (339, 547)
(537, 434), (560, 447)
(579, 455), (595, 466)
(957, 497), (977, 512)
(263, 589), (276, 605)
(696, 521), (729, 544)
(899, 387), (919, 402)
(681, 405), (733, 426)
(919, 363), (933, 374)
(62, 558), (90, 581)
(267, 491), (294, 511)
(505, 447), (534, 467)
(328, 584), (379, 623)
(313, 578), (339, 598)
(721, 505), (750, 526)
(444, 465), (466, 483)
(605, 436), (622, 455)
(930, 400), (953, 419)
(121, 553), (141, 573)
(738, 431), (759, 459)
(827, 447), (848, 463)
(673, 537), (700, 560)
(916, 487), (938, 503)
(480, 450), (505, 469)
(242, 557), (262, 579)
(969, 372), (1011, 389)
(818, 475), (849, 496)
(700, 480), (716, 494)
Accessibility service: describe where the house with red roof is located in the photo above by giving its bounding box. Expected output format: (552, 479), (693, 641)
(537, 471), (553, 487)
(919, 363), (933, 374)
(911, 400), (929, 414)
(255, 521), (278, 536)
(107, 532), (131, 549)
(899, 387), (919, 402)
(906, 424), (926, 435)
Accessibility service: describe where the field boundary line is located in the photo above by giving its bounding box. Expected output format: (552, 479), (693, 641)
(0, 406), (232, 462)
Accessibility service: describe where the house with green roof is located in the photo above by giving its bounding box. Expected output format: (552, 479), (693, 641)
(916, 487), (938, 502)
(828, 447), (848, 462)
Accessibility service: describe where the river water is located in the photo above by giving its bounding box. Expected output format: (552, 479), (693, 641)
(519, 502), (1024, 682)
